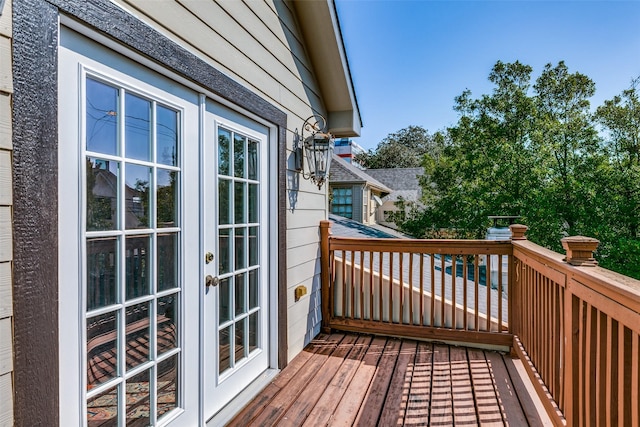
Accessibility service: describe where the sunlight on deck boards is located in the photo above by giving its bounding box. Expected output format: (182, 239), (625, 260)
(227, 333), (552, 426)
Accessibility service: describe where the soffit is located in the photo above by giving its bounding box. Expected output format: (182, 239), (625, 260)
(293, 0), (361, 137)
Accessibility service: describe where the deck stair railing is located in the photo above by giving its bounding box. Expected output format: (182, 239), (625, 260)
(320, 220), (640, 426)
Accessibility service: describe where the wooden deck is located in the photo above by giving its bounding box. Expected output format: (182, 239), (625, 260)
(227, 333), (550, 426)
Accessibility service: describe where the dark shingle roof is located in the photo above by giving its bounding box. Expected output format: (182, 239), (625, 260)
(329, 154), (392, 193)
(365, 167), (424, 191)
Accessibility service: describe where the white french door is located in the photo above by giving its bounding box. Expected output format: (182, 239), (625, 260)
(202, 106), (271, 419)
(59, 27), (274, 427)
(59, 29), (202, 426)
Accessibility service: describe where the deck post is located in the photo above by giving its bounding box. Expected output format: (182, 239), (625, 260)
(320, 220), (332, 333)
(509, 224), (527, 341)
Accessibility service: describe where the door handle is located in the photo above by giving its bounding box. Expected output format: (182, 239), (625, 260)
(205, 275), (219, 288)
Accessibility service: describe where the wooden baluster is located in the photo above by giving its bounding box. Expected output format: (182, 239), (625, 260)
(409, 253), (414, 326)
(441, 255), (446, 328)
(419, 253), (424, 326)
(451, 255), (457, 329)
(463, 258), (468, 331)
(474, 256), (479, 331)
(430, 255), (435, 327)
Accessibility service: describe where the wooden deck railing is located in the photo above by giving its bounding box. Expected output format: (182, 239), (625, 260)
(511, 230), (640, 426)
(320, 221), (514, 348)
(320, 220), (640, 426)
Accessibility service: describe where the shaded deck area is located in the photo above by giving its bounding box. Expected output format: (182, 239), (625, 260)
(228, 333), (550, 426)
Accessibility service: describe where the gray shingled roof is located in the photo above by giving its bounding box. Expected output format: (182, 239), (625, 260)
(365, 167), (424, 191)
(329, 154), (392, 193)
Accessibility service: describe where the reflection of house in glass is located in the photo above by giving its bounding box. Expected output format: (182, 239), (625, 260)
(86, 299), (178, 426)
(87, 159), (153, 230)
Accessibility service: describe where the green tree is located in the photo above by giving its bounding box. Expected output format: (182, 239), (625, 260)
(355, 125), (444, 168)
(406, 61), (539, 238)
(529, 61), (600, 247)
(595, 77), (640, 275)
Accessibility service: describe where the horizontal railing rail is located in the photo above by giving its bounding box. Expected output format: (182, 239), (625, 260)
(320, 221), (514, 348)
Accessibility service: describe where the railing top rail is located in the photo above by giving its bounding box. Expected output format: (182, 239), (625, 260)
(328, 235), (512, 255)
(513, 239), (640, 314)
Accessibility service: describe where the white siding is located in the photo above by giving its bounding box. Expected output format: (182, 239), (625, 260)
(0, 0), (12, 424)
(112, 0), (330, 359)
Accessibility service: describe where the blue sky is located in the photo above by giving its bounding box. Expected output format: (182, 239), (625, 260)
(335, 0), (640, 150)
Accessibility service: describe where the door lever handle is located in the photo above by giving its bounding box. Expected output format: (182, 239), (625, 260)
(205, 275), (219, 288)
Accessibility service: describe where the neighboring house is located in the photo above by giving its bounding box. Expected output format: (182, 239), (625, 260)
(366, 167), (424, 230)
(328, 154), (391, 225)
(332, 137), (365, 166)
(3, 1), (360, 426)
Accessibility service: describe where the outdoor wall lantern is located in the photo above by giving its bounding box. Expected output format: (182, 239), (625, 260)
(294, 114), (335, 189)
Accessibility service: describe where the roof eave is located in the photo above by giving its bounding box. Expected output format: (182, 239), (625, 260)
(294, 0), (362, 137)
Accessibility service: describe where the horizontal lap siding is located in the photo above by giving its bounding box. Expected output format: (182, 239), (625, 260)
(0, 1), (12, 425)
(114, 0), (329, 358)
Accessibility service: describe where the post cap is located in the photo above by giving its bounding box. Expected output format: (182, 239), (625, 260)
(561, 236), (599, 266)
(509, 224), (528, 240)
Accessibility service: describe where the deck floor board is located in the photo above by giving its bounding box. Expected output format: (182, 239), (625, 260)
(227, 333), (550, 426)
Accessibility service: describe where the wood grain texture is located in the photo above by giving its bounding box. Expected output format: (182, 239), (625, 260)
(0, 150), (12, 205)
(0, 318), (12, 375)
(228, 333), (551, 426)
(0, 0), (11, 36)
(12, 1), (60, 424)
(0, 262), (11, 319)
(0, 372), (13, 427)
(0, 93), (11, 150)
(0, 36), (11, 94)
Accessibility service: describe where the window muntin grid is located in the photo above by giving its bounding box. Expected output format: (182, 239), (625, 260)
(84, 76), (182, 426)
(217, 126), (261, 376)
(331, 188), (353, 219)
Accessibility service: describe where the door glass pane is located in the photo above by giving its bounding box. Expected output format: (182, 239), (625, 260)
(248, 269), (258, 309)
(86, 157), (118, 231)
(219, 229), (231, 274)
(86, 78), (118, 156)
(87, 312), (118, 389)
(218, 128), (231, 176)
(126, 302), (150, 370)
(86, 237), (118, 311)
(157, 105), (178, 166)
(235, 319), (246, 363)
(125, 235), (150, 300)
(157, 355), (179, 420)
(157, 294), (178, 355)
(235, 228), (246, 270)
(248, 227), (258, 267)
(219, 278), (231, 323)
(218, 179), (231, 225)
(157, 233), (177, 292)
(126, 369), (151, 426)
(234, 134), (245, 178)
(248, 140), (258, 180)
(157, 169), (177, 228)
(248, 184), (258, 224)
(125, 93), (151, 161)
(125, 164), (151, 229)
(249, 312), (258, 353)
(219, 326), (231, 374)
(234, 182), (246, 224)
(87, 386), (118, 427)
(235, 273), (246, 316)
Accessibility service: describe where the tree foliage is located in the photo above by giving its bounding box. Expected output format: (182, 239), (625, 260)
(375, 60), (640, 279)
(355, 125), (444, 168)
